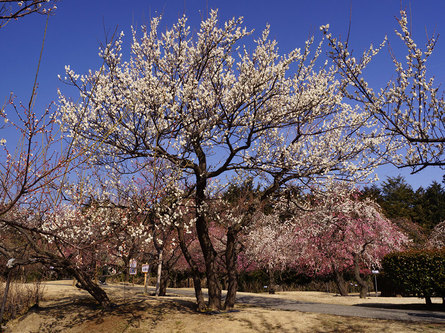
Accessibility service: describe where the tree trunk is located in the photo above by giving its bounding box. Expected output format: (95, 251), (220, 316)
(353, 254), (368, 298)
(69, 265), (113, 309)
(224, 227), (238, 309)
(190, 273), (206, 311)
(155, 249), (163, 296)
(268, 268), (276, 294)
(158, 269), (169, 296)
(333, 267), (348, 296)
(425, 294), (432, 306)
(122, 255), (130, 283)
(176, 224), (206, 311)
(0, 268), (13, 329)
(195, 181), (221, 310)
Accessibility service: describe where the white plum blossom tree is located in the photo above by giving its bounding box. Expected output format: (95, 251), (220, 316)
(324, 10), (445, 173)
(57, 11), (389, 310)
(244, 211), (297, 294)
(0, 0), (57, 29)
(427, 220), (445, 249)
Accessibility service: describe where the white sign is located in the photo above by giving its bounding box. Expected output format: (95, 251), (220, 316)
(129, 267), (137, 275)
(142, 264), (149, 273)
(129, 259), (137, 268)
(371, 270), (379, 274)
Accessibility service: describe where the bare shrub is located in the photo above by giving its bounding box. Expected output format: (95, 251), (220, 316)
(0, 279), (45, 322)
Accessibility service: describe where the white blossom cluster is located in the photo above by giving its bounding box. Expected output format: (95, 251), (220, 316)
(1, 0), (57, 28)
(324, 10), (444, 172)
(244, 211), (298, 271)
(39, 170), (160, 268)
(57, 10), (388, 191)
(427, 220), (445, 249)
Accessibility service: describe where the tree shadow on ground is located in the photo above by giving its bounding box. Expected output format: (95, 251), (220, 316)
(354, 302), (445, 312)
(17, 293), (200, 333)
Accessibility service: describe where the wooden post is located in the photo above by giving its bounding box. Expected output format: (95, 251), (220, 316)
(144, 263), (148, 295)
(141, 263), (150, 295)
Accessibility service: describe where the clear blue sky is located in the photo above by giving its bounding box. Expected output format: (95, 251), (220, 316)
(1, 0), (444, 189)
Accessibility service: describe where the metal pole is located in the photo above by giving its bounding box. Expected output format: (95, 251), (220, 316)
(374, 274), (378, 297)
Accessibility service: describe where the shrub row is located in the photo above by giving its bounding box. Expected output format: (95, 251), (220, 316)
(382, 248), (445, 304)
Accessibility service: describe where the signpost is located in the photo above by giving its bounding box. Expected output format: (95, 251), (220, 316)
(129, 259), (137, 286)
(371, 269), (379, 297)
(142, 264), (150, 294)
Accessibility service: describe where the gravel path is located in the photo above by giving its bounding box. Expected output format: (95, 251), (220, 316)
(146, 286), (445, 324)
(234, 293), (445, 323)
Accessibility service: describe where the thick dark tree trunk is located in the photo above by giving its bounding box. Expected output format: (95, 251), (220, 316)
(195, 180), (221, 310)
(122, 255), (130, 283)
(333, 267), (348, 296)
(191, 273), (206, 311)
(6, 231), (113, 310)
(221, 277), (227, 291)
(353, 254), (368, 298)
(268, 269), (276, 294)
(224, 227), (239, 309)
(177, 224), (206, 311)
(425, 294), (432, 305)
(158, 269), (169, 296)
(69, 265), (113, 309)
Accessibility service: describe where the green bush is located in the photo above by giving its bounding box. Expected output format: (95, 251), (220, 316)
(382, 248), (445, 304)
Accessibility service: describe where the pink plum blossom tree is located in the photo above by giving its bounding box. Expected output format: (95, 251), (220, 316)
(294, 185), (410, 297)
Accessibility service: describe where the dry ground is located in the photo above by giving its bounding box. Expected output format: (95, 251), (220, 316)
(4, 280), (445, 333)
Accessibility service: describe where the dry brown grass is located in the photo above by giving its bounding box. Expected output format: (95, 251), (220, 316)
(0, 280), (44, 323)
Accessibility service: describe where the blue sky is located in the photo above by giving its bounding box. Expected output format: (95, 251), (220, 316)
(1, 0), (444, 189)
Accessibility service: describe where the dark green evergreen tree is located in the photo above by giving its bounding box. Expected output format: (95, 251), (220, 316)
(361, 184), (382, 202)
(420, 181), (445, 230)
(379, 176), (417, 221)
